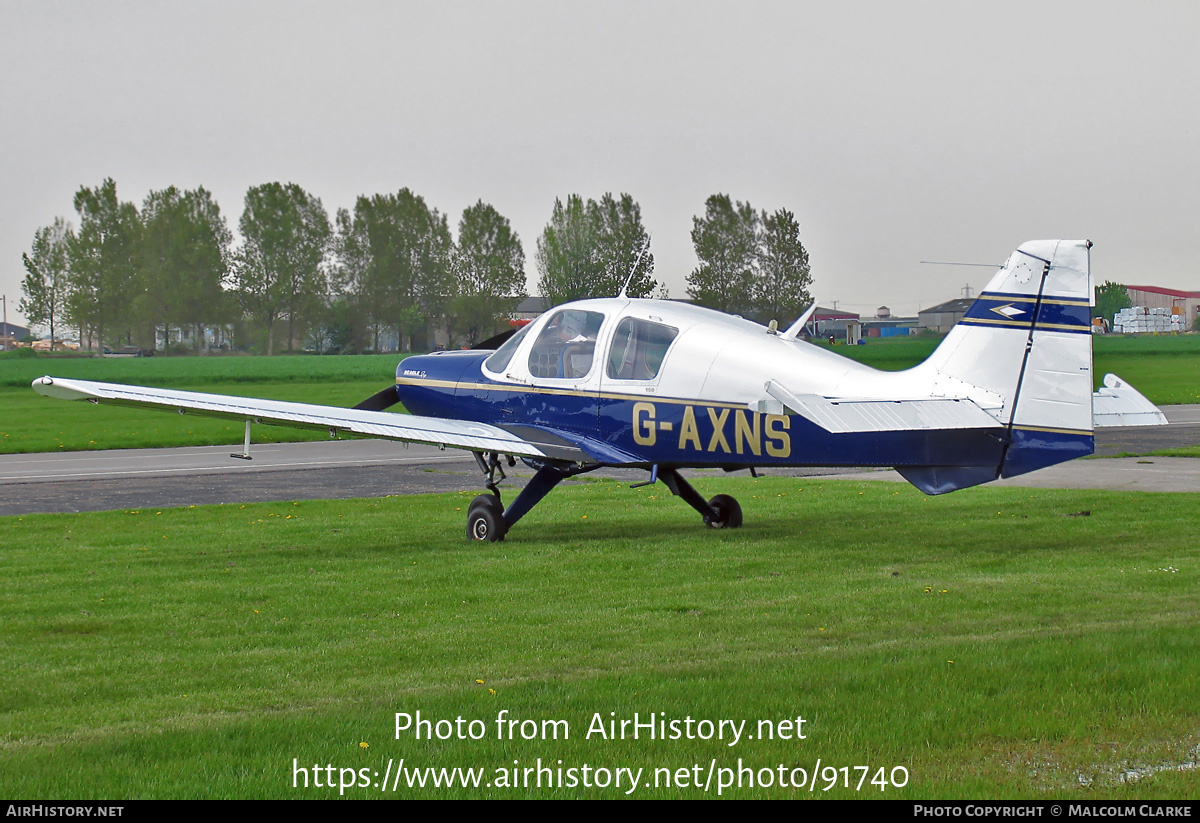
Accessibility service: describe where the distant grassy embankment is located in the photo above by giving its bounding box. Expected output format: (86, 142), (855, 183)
(0, 350), (403, 389)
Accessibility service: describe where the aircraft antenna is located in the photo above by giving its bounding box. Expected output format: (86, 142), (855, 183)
(919, 260), (1002, 268)
(618, 236), (651, 299)
(780, 301), (819, 340)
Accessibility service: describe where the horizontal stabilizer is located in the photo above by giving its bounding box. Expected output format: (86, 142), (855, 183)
(1092, 373), (1169, 427)
(764, 380), (1002, 434)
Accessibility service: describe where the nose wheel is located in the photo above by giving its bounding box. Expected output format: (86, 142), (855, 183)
(467, 493), (507, 542)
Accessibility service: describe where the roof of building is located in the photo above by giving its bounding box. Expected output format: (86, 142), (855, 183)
(812, 306), (860, 320)
(514, 296), (550, 314)
(1125, 285), (1200, 299)
(919, 298), (975, 315)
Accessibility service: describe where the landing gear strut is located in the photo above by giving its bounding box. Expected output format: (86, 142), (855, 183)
(464, 456), (743, 540)
(466, 453), (581, 542)
(659, 468), (743, 529)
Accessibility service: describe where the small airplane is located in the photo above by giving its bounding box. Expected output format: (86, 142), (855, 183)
(33, 239), (1165, 541)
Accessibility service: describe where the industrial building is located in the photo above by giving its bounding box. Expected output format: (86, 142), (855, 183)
(917, 298), (975, 334)
(1, 320), (29, 350)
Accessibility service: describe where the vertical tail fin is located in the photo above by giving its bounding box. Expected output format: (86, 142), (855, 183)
(917, 239), (1095, 481)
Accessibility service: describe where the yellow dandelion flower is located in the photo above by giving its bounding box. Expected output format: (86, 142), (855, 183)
(475, 679), (485, 684)
(360, 742), (369, 749)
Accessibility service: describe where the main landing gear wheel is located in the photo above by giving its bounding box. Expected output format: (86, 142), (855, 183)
(706, 494), (743, 529)
(467, 494), (508, 542)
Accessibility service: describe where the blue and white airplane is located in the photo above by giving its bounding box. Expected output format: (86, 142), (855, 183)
(33, 239), (1163, 541)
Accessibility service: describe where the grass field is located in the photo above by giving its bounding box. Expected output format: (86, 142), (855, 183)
(1, 353), (402, 453)
(3, 334), (1198, 455)
(2, 477), (1197, 799)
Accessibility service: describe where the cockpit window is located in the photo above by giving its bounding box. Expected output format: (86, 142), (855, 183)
(607, 317), (678, 381)
(527, 309), (605, 379)
(483, 323), (532, 375)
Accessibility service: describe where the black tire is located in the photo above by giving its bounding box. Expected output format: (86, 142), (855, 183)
(467, 494), (507, 542)
(706, 494), (743, 529)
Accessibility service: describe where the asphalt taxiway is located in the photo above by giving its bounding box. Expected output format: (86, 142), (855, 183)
(1, 406), (1197, 516)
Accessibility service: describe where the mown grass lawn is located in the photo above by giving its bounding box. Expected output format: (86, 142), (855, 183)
(2, 477), (1196, 798)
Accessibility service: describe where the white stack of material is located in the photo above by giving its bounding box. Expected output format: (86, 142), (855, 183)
(1113, 306), (1180, 333)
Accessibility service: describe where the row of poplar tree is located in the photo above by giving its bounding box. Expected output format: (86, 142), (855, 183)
(20, 180), (813, 354)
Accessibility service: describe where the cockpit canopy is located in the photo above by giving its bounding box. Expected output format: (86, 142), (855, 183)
(483, 302), (680, 384)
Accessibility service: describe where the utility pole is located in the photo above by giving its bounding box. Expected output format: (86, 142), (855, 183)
(2, 294), (7, 351)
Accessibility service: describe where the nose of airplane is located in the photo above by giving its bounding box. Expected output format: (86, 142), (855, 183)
(394, 350), (487, 418)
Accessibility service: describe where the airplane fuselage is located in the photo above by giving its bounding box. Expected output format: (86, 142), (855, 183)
(392, 296), (1085, 475)
(400, 351), (1015, 471)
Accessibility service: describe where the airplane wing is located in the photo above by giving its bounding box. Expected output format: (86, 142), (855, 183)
(31, 376), (591, 463)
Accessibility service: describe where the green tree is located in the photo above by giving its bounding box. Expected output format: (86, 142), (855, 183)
(334, 189), (451, 352)
(535, 193), (656, 304)
(235, 183), (331, 354)
(449, 201), (526, 346)
(19, 217), (74, 350)
(335, 197), (392, 352)
(399, 190), (454, 350)
(139, 186), (232, 353)
(536, 195), (599, 305)
(755, 208), (812, 324)
(67, 179), (141, 350)
(1094, 281), (1132, 328)
(594, 193), (655, 298)
(687, 194), (760, 315)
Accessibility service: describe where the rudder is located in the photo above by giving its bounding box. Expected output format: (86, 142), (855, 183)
(916, 239), (1095, 481)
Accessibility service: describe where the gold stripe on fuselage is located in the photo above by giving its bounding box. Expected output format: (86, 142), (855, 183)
(395, 376), (749, 409)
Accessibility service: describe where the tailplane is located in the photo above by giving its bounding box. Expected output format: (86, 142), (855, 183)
(903, 239), (1095, 490)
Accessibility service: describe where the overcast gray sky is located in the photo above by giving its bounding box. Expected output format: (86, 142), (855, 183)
(2, 0), (1197, 329)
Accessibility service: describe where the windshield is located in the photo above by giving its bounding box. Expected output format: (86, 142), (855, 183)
(483, 323), (532, 374)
